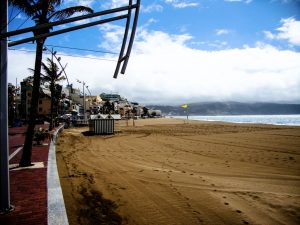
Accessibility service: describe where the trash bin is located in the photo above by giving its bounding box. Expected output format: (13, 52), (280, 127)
(89, 119), (115, 134)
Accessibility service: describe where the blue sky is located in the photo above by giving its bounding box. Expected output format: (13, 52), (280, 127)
(7, 0), (300, 105)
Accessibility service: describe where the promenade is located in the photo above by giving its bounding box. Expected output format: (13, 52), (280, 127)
(0, 124), (66, 225)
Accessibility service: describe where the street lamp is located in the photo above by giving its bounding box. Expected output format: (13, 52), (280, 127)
(86, 85), (92, 96)
(76, 79), (86, 120)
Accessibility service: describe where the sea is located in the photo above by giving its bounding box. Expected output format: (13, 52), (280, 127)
(171, 115), (300, 126)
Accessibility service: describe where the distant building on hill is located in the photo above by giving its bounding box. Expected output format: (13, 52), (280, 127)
(100, 93), (122, 102)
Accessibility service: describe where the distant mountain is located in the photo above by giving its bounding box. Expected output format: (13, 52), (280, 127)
(147, 102), (300, 116)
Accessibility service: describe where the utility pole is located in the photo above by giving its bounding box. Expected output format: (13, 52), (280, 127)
(76, 79), (86, 120)
(0, 0), (12, 213)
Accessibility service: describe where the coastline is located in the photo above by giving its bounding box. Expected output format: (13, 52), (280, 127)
(171, 114), (300, 126)
(56, 118), (300, 225)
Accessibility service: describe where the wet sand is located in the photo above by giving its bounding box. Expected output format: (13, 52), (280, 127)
(56, 118), (300, 225)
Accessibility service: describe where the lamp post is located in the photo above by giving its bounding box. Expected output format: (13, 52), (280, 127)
(86, 85), (92, 96)
(76, 79), (86, 120)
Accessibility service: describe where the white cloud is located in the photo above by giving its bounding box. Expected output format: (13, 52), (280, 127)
(165, 0), (199, 8)
(263, 30), (275, 39)
(215, 29), (230, 35)
(141, 3), (164, 13)
(102, 0), (128, 9)
(16, 13), (26, 20)
(98, 23), (125, 52)
(8, 30), (300, 105)
(264, 17), (300, 46)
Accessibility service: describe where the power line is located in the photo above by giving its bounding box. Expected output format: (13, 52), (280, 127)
(8, 48), (118, 62)
(45, 44), (118, 55)
(23, 42), (118, 55)
(8, 7), (15, 23)
(16, 16), (31, 30)
(2, 10), (22, 33)
(8, 10), (21, 25)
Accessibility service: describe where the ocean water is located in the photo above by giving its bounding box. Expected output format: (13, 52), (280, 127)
(172, 115), (300, 126)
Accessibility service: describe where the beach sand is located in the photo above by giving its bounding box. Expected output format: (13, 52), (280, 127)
(56, 118), (300, 225)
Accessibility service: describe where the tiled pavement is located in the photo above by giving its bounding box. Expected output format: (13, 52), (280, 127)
(0, 124), (65, 225)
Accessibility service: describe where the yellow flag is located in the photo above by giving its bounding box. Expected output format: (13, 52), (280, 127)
(181, 104), (188, 108)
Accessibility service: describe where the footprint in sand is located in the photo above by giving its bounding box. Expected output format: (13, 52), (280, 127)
(193, 210), (201, 215)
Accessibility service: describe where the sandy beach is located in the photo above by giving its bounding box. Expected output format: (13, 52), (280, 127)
(56, 118), (300, 225)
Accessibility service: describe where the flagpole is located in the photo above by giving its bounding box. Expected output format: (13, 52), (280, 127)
(180, 104), (189, 123)
(187, 107), (189, 121)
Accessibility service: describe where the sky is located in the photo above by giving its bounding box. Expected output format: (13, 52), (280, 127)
(7, 0), (300, 105)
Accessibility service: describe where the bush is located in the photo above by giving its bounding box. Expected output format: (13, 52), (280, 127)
(34, 127), (48, 145)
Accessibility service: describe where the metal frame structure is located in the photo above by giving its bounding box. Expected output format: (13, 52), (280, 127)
(0, 0), (140, 213)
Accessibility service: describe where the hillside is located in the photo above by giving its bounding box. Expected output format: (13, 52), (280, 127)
(148, 102), (300, 116)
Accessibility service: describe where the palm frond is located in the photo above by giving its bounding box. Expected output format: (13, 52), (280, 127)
(28, 67), (47, 79)
(50, 6), (94, 21)
(41, 61), (53, 77)
(9, 0), (37, 17)
(57, 76), (66, 81)
(41, 58), (66, 82)
(49, 0), (63, 8)
(28, 67), (35, 75)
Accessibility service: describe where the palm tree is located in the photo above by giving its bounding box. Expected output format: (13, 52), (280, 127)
(9, 0), (93, 167)
(30, 57), (66, 131)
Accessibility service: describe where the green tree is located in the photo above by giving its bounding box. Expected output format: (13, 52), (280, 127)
(102, 101), (114, 114)
(142, 107), (149, 118)
(30, 57), (66, 131)
(9, 0), (93, 167)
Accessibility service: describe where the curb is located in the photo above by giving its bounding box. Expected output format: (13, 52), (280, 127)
(47, 125), (69, 225)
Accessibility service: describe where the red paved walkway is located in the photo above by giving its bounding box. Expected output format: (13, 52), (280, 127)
(0, 125), (51, 225)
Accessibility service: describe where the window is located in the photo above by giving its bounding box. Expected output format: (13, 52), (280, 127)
(27, 92), (31, 97)
(39, 100), (42, 105)
(39, 108), (42, 112)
